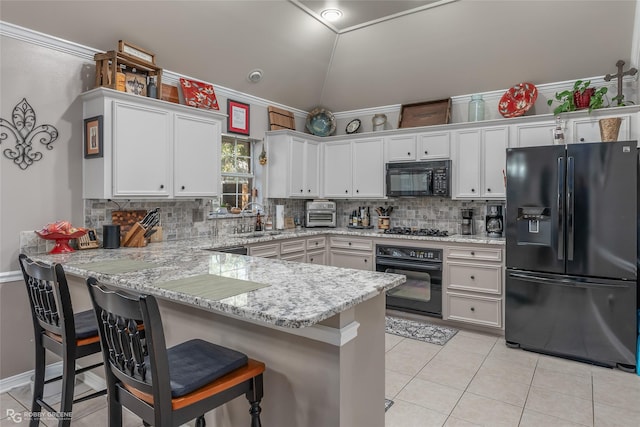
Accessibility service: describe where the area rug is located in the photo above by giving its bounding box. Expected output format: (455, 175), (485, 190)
(385, 316), (458, 346)
(385, 399), (394, 412)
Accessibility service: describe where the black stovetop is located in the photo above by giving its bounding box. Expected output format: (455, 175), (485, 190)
(383, 227), (450, 237)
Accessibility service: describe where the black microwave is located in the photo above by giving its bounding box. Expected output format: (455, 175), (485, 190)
(385, 160), (451, 197)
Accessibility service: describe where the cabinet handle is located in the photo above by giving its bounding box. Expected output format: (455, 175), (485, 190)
(356, 189), (359, 193)
(470, 251), (475, 255)
(470, 275), (475, 280)
(160, 184), (164, 189)
(315, 242), (318, 246)
(300, 189), (303, 193)
(345, 190), (348, 193)
(308, 189), (311, 193)
(580, 138), (585, 142)
(470, 307), (475, 312)
(471, 188), (475, 193)
(364, 259), (367, 263)
(310, 258), (314, 262)
(407, 152), (411, 156)
(424, 150), (428, 155)
(487, 188), (491, 192)
(348, 242), (352, 246)
(181, 185), (185, 190)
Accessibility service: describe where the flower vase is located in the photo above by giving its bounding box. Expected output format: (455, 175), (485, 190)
(599, 117), (622, 142)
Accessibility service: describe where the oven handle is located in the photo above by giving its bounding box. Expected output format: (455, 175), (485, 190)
(376, 259), (442, 272)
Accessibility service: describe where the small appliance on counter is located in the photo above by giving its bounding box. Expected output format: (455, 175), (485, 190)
(461, 208), (474, 235)
(485, 204), (503, 237)
(305, 200), (336, 228)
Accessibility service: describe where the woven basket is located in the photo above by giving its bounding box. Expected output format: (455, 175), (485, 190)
(599, 117), (622, 142)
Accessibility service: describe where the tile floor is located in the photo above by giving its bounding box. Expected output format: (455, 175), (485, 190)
(1, 327), (639, 426)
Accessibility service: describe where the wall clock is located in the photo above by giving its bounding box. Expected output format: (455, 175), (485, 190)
(346, 119), (361, 134)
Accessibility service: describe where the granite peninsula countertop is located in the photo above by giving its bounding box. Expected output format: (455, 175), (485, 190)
(24, 228), (502, 329)
(25, 238), (405, 329)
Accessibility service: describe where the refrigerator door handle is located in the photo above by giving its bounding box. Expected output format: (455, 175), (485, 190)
(566, 156), (575, 261)
(507, 271), (630, 288)
(557, 157), (564, 261)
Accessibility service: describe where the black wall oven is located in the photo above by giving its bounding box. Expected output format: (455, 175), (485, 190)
(376, 244), (443, 318)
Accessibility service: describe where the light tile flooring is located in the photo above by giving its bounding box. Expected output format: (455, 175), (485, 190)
(385, 328), (640, 427)
(2, 327), (640, 426)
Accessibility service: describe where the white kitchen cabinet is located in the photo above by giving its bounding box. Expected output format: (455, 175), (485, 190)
(323, 140), (352, 197)
(324, 138), (384, 198)
(328, 237), (374, 271)
(249, 242), (280, 258)
(418, 132), (450, 159)
(306, 249), (327, 265)
(452, 126), (508, 200)
(385, 134), (416, 162)
(81, 87), (224, 199)
(569, 113), (631, 143)
(174, 113), (221, 197)
(512, 121), (555, 147)
(267, 134), (320, 198)
(112, 100), (172, 197)
(444, 245), (504, 329)
(353, 137), (384, 197)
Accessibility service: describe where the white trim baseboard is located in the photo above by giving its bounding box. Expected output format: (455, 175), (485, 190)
(0, 270), (22, 283)
(0, 362), (63, 394)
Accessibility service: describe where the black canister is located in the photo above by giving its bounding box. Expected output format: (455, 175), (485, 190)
(103, 224), (121, 249)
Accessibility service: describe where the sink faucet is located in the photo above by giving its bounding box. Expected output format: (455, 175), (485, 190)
(240, 202), (264, 214)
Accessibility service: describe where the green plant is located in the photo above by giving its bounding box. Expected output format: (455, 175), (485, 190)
(547, 80), (608, 115)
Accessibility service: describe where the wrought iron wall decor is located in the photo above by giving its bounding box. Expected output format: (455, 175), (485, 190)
(0, 98), (59, 170)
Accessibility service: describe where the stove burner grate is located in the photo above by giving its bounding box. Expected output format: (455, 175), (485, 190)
(383, 227), (449, 237)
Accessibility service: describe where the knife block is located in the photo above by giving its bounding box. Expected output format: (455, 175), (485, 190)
(122, 223), (147, 247)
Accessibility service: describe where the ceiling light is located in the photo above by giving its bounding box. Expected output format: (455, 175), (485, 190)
(321, 8), (343, 22)
(247, 69), (263, 83)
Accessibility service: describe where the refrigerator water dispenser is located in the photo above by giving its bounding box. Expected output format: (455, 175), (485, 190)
(516, 207), (551, 245)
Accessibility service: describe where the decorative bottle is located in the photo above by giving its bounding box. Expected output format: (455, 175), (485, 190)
(147, 76), (157, 99)
(468, 94), (485, 122)
(553, 116), (565, 145)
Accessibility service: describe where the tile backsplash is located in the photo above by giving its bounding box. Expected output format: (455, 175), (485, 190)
(83, 197), (499, 241)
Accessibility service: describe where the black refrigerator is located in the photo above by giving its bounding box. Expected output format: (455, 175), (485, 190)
(505, 141), (638, 370)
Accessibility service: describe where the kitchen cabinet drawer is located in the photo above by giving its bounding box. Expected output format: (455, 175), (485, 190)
(329, 249), (373, 271)
(306, 249), (327, 265)
(329, 237), (373, 251)
(446, 247), (502, 262)
(446, 292), (502, 328)
(281, 251), (306, 262)
(249, 243), (280, 258)
(281, 239), (306, 254)
(447, 262), (501, 294)
(306, 236), (326, 250)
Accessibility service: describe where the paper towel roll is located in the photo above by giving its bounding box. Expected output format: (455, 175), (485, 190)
(276, 205), (285, 230)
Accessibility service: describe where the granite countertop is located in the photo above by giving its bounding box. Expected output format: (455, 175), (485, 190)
(26, 239), (406, 329)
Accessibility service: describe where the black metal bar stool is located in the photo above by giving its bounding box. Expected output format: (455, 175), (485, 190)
(86, 277), (265, 427)
(18, 254), (106, 427)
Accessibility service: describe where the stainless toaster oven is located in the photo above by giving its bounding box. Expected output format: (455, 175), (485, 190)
(305, 200), (336, 228)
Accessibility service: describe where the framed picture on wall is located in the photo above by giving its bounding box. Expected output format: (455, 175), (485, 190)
(84, 116), (103, 158)
(227, 99), (250, 135)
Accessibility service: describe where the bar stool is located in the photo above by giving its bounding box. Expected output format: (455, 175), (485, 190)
(18, 254), (106, 427)
(86, 277), (265, 427)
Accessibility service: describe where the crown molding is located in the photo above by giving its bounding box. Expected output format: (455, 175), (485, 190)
(0, 21), (307, 118)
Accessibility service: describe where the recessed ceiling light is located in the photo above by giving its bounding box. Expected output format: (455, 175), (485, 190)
(247, 69), (263, 83)
(321, 8), (343, 22)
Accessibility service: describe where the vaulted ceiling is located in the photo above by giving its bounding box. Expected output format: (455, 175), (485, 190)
(1, 1), (637, 112)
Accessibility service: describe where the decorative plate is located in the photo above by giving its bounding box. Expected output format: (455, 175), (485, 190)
(498, 82), (538, 118)
(346, 118), (361, 134)
(306, 107), (336, 137)
(179, 77), (219, 110)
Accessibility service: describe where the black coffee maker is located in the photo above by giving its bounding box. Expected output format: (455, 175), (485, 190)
(485, 204), (504, 237)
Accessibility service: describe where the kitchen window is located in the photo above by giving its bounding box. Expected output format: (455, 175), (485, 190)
(221, 135), (253, 209)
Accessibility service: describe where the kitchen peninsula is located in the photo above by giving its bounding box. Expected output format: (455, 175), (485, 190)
(25, 236), (406, 427)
